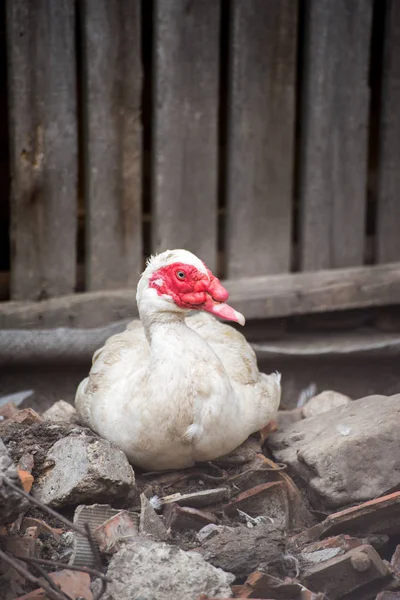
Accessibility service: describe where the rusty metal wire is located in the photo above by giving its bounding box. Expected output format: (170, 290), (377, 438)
(1, 476), (109, 600)
(0, 549), (67, 600)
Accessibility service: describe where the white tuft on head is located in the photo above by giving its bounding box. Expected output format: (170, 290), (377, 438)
(145, 249), (209, 276)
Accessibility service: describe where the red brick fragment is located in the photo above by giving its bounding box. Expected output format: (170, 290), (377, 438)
(15, 570), (92, 600)
(291, 491), (400, 546)
(94, 510), (138, 553)
(164, 503), (217, 532)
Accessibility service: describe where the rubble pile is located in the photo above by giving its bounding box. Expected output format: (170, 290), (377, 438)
(0, 393), (399, 599)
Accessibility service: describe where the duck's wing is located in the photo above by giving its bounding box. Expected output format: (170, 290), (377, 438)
(186, 312), (281, 414)
(75, 320), (149, 428)
(185, 312), (260, 384)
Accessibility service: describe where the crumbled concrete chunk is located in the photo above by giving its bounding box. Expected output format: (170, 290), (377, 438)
(34, 435), (135, 507)
(98, 538), (234, 600)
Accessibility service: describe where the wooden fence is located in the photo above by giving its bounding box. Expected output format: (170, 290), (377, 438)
(0, 0), (400, 327)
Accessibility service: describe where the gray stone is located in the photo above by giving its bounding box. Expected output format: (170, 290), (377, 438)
(42, 400), (79, 424)
(268, 394), (400, 509)
(302, 390), (351, 419)
(200, 523), (284, 579)
(99, 538), (234, 600)
(0, 439), (28, 524)
(34, 435), (135, 507)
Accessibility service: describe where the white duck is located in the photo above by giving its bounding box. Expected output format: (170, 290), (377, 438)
(75, 249), (281, 470)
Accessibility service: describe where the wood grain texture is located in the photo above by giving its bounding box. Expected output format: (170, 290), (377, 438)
(7, 0), (77, 300)
(2, 262), (400, 328)
(225, 0), (298, 279)
(299, 0), (373, 271)
(376, 0), (400, 264)
(82, 0), (142, 290)
(152, 0), (220, 271)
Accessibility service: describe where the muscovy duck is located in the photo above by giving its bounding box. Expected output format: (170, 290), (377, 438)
(75, 249), (281, 470)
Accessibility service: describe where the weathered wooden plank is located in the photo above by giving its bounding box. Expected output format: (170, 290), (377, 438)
(376, 0), (400, 264)
(6, 0), (77, 300)
(299, 0), (373, 271)
(152, 0), (220, 271)
(82, 0), (142, 290)
(2, 262), (400, 329)
(225, 0), (298, 279)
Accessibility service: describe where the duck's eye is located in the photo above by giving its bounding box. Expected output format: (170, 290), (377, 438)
(176, 270), (186, 280)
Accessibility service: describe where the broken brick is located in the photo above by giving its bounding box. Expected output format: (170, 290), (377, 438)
(232, 571), (321, 599)
(15, 569), (92, 600)
(21, 517), (62, 543)
(223, 481), (288, 529)
(0, 401), (19, 420)
(4, 408), (42, 426)
(291, 491), (400, 546)
(94, 510), (138, 554)
(5, 535), (39, 559)
(164, 503), (218, 532)
(302, 544), (390, 600)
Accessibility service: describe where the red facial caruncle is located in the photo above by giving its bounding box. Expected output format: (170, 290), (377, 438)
(149, 262), (245, 325)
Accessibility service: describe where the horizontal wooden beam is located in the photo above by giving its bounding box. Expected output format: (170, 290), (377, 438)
(1, 262), (400, 329)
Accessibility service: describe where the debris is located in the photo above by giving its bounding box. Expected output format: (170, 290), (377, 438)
(94, 510), (138, 554)
(0, 390), (34, 409)
(21, 517), (62, 543)
(139, 493), (169, 540)
(301, 390), (351, 419)
(232, 571), (320, 599)
(302, 544), (390, 600)
(3, 408), (42, 426)
(376, 593), (400, 600)
(269, 394), (400, 508)
(164, 503), (218, 532)
(71, 503), (139, 568)
(0, 401), (19, 421)
(34, 434), (136, 507)
(291, 491), (400, 546)
(222, 481), (288, 529)
(42, 400), (79, 424)
(215, 436), (262, 466)
(196, 524), (227, 543)
(15, 569), (93, 600)
(17, 453), (35, 474)
(0, 439), (29, 524)
(159, 488), (230, 509)
(391, 545), (400, 573)
(199, 523), (284, 579)
(96, 538), (234, 600)
(276, 408), (303, 429)
(5, 535), (39, 559)
(18, 470), (34, 493)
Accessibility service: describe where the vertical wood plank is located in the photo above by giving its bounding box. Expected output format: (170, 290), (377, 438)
(152, 0), (220, 271)
(376, 0), (400, 264)
(7, 0), (77, 300)
(225, 0), (298, 279)
(299, 0), (373, 271)
(83, 0), (142, 291)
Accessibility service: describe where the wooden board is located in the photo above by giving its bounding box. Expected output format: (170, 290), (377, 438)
(152, 0), (220, 271)
(225, 0), (298, 278)
(2, 262), (400, 329)
(6, 0), (77, 300)
(376, 0), (400, 264)
(299, 0), (373, 271)
(82, 0), (142, 290)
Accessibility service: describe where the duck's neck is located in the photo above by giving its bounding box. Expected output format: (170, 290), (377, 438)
(138, 301), (188, 345)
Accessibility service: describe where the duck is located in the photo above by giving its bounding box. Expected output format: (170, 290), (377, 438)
(75, 249), (281, 470)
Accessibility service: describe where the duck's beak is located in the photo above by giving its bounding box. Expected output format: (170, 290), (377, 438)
(201, 277), (245, 326)
(201, 295), (246, 326)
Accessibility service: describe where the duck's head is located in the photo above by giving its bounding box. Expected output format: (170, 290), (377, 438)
(137, 249), (245, 325)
